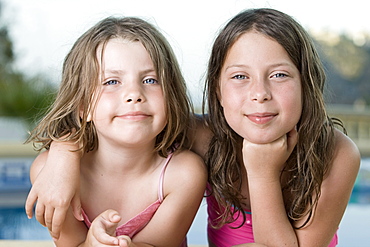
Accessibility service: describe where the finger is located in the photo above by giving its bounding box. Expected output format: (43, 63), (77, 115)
(44, 206), (55, 233)
(51, 207), (67, 240)
(35, 203), (46, 226)
(96, 233), (120, 245)
(101, 210), (121, 236)
(92, 221), (119, 245)
(25, 190), (37, 219)
(108, 210), (121, 224)
(71, 193), (83, 221)
(117, 236), (131, 247)
(89, 209), (121, 245)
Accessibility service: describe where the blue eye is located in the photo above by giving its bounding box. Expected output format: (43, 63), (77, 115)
(232, 74), (247, 80)
(143, 78), (158, 84)
(272, 73), (287, 78)
(103, 80), (119, 85)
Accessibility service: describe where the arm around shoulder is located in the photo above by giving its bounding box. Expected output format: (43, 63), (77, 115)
(29, 150), (49, 184)
(25, 141), (84, 241)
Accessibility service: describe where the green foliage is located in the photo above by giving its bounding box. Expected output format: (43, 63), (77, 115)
(0, 73), (56, 126)
(314, 32), (370, 106)
(0, 1), (56, 127)
(318, 33), (369, 80)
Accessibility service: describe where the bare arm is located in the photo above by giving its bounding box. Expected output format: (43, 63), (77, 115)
(188, 114), (212, 159)
(243, 128), (299, 246)
(25, 113), (211, 242)
(293, 131), (360, 246)
(25, 141), (83, 240)
(131, 149), (208, 246)
(244, 129), (360, 247)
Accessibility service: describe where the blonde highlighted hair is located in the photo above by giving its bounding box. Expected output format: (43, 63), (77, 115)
(28, 17), (193, 157)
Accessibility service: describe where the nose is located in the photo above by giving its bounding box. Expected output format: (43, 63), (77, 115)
(126, 97), (142, 103)
(250, 79), (271, 102)
(124, 83), (144, 103)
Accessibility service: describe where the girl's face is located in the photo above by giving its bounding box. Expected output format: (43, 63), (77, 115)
(92, 38), (167, 148)
(219, 31), (302, 144)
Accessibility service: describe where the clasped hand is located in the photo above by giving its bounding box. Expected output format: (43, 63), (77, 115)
(242, 127), (298, 180)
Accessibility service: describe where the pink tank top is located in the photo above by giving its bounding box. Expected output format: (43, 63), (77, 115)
(82, 153), (187, 246)
(207, 192), (338, 246)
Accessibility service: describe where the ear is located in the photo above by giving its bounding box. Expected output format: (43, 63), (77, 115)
(79, 105), (92, 122)
(86, 111), (92, 122)
(216, 84), (223, 107)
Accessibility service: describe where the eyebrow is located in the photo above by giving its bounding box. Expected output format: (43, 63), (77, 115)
(224, 62), (296, 71)
(224, 64), (249, 72)
(103, 68), (157, 75)
(267, 62), (296, 69)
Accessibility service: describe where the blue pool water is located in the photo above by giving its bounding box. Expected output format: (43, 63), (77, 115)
(0, 207), (50, 240)
(1, 200), (370, 245)
(1, 158), (370, 245)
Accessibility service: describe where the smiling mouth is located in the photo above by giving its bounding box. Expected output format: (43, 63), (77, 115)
(117, 112), (150, 120)
(246, 113), (277, 124)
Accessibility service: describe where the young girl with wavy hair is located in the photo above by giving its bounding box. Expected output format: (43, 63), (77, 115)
(204, 8), (359, 246)
(26, 16), (206, 246)
(26, 9), (360, 247)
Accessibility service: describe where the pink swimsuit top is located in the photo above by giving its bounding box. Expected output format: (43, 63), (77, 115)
(207, 191), (338, 247)
(82, 152), (186, 246)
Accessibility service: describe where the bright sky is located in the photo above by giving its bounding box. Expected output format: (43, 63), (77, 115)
(2, 0), (369, 107)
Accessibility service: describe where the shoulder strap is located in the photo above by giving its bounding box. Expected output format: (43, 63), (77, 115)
(158, 152), (174, 202)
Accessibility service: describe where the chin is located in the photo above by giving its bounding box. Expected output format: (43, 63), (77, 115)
(242, 132), (286, 145)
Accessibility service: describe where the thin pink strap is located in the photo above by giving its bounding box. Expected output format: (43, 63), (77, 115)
(158, 153), (173, 202)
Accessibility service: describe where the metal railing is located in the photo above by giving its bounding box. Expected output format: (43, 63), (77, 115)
(328, 104), (370, 156)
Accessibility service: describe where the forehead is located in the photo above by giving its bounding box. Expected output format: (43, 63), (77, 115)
(222, 31), (297, 71)
(97, 38), (155, 71)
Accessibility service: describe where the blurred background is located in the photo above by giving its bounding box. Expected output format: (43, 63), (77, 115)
(0, 0), (369, 246)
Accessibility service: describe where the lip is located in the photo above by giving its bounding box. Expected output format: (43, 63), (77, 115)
(246, 112), (277, 124)
(116, 111), (150, 120)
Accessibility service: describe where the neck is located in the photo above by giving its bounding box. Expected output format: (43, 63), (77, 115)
(82, 140), (161, 176)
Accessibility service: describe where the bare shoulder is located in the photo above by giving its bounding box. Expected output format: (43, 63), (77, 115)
(166, 149), (207, 192)
(332, 129), (361, 173)
(323, 129), (360, 189)
(170, 149), (207, 177)
(29, 150), (49, 183)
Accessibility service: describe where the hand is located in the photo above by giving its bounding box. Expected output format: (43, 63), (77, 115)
(242, 127), (298, 179)
(85, 209), (132, 247)
(25, 141), (83, 240)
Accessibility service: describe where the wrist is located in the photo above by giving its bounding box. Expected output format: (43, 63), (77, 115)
(246, 169), (281, 183)
(50, 140), (83, 157)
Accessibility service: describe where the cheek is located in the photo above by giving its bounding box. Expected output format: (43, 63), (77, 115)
(93, 95), (114, 120)
(219, 83), (239, 110)
(284, 88), (302, 126)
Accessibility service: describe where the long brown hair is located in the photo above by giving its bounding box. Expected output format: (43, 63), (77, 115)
(27, 17), (193, 157)
(204, 8), (341, 228)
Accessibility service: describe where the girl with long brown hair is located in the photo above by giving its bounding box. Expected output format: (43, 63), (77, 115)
(26, 9), (360, 247)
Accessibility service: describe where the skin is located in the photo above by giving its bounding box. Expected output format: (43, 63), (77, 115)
(26, 32), (360, 247)
(29, 38), (207, 247)
(219, 31), (302, 145)
(215, 31), (360, 246)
